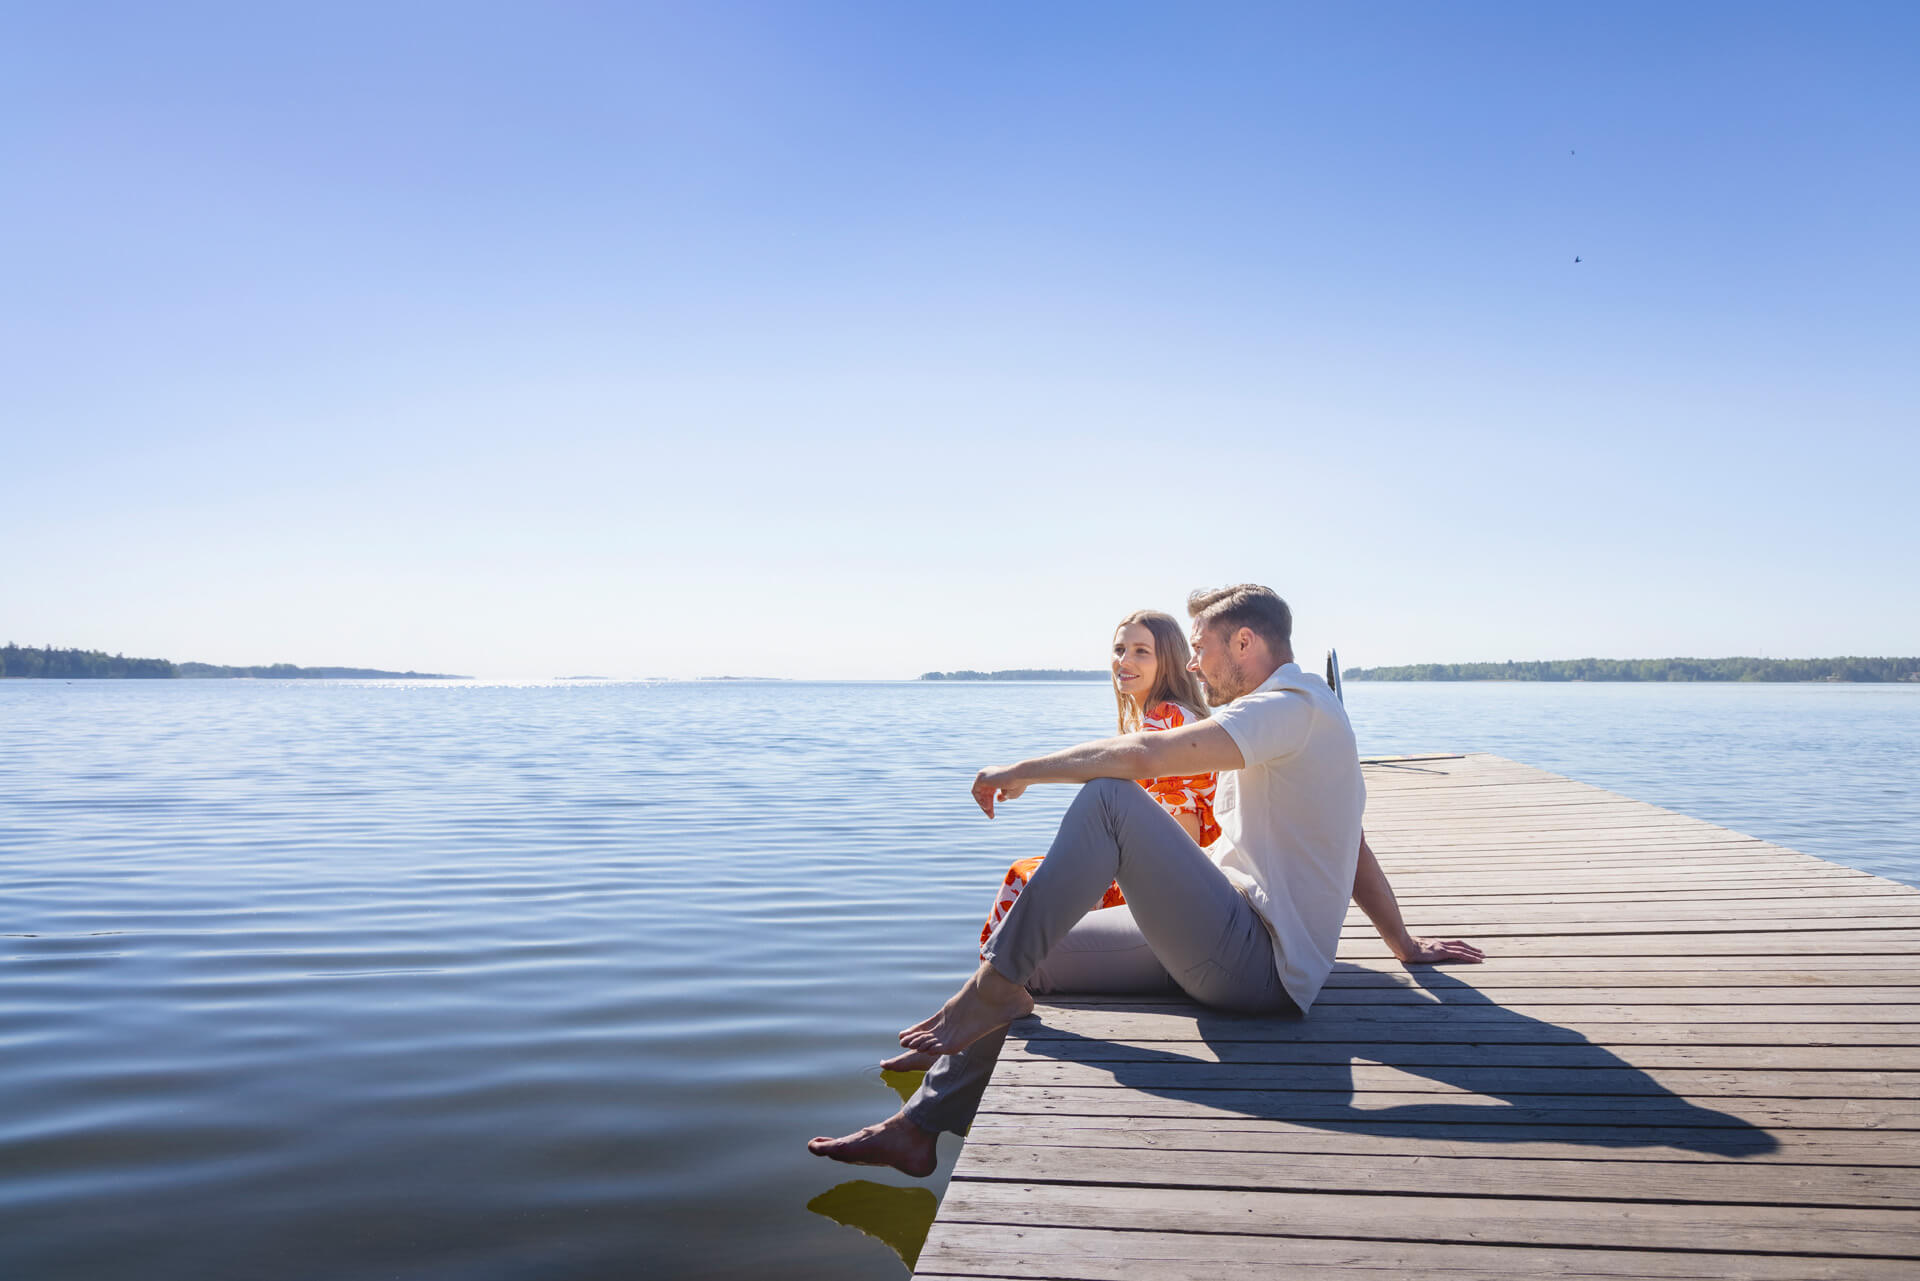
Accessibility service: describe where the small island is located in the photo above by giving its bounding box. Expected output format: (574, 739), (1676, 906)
(1, 645), (467, 680)
(1346, 656), (1920, 683)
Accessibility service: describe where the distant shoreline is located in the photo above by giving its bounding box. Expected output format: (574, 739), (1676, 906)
(1, 645), (466, 680)
(1346, 657), (1920, 683)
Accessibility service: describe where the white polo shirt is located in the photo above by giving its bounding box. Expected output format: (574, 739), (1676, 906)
(1207, 662), (1366, 1011)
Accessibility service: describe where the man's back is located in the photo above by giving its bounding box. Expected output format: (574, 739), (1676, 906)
(1207, 662), (1366, 1011)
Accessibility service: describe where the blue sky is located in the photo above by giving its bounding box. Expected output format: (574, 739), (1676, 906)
(4, 2), (1915, 678)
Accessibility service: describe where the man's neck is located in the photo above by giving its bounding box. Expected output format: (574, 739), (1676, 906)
(1239, 656), (1287, 695)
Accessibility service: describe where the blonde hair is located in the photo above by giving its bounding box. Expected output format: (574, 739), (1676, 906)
(1112, 609), (1212, 734)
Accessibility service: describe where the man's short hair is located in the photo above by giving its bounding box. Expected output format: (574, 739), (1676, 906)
(1186, 584), (1293, 655)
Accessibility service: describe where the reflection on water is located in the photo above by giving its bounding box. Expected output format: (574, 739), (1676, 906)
(878, 1067), (926, 1107)
(0, 679), (1915, 1279)
(805, 1180), (939, 1273)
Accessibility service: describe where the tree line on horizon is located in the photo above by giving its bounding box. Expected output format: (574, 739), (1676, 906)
(0, 644), (462, 680)
(1344, 656), (1920, 683)
(1, 644), (176, 678)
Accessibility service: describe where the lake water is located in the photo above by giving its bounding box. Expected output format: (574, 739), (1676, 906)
(3, 679), (1917, 1279)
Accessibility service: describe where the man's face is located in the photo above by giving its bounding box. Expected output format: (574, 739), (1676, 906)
(1188, 620), (1251, 707)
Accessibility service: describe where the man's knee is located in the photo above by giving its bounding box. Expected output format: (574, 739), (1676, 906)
(1080, 776), (1140, 806)
(1071, 777), (1160, 835)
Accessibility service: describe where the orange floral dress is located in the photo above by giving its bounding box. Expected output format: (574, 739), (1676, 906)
(979, 701), (1218, 952)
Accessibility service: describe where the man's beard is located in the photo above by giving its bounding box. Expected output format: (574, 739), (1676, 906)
(1200, 655), (1250, 706)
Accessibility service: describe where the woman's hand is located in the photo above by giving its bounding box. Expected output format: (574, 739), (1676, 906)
(971, 767), (1028, 818)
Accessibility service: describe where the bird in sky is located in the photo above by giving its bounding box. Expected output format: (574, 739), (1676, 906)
(1574, 256), (1583, 263)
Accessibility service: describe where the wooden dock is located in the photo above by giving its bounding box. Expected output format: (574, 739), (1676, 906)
(914, 753), (1920, 1279)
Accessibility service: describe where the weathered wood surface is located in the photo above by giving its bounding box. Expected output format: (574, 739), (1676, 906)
(916, 753), (1920, 1279)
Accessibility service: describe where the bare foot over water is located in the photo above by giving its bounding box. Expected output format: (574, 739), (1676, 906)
(880, 1048), (936, 1073)
(898, 961), (1034, 1057)
(807, 1110), (938, 1178)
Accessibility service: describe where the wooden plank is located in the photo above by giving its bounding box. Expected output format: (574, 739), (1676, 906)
(1320, 966), (1920, 986)
(914, 1224), (1920, 1279)
(1033, 1001), (1920, 1024)
(999, 1040), (1920, 1071)
(1064, 998), (1920, 1021)
(1334, 918), (1920, 938)
(986, 1060), (1920, 1099)
(1012, 1013), (1920, 1045)
(1377, 865), (1879, 884)
(972, 1086), (1920, 1130)
(1329, 951), (1920, 970)
(1381, 883), (1918, 903)
(935, 1183), (1920, 1254)
(1368, 819), (1767, 835)
(1365, 851), (1843, 867)
(962, 1116), (1920, 1166)
(1335, 905), (1920, 927)
(953, 1143), (1920, 1206)
(1312, 985), (1920, 1003)
(1330, 929), (1920, 956)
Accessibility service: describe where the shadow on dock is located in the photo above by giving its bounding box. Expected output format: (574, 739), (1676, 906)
(1019, 968), (1780, 1158)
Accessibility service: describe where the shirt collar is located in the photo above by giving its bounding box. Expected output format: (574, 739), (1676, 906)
(1248, 661), (1301, 696)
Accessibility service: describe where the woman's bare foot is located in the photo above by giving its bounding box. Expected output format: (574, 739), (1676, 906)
(897, 961), (1034, 1057)
(880, 1048), (936, 1073)
(807, 1110), (939, 1178)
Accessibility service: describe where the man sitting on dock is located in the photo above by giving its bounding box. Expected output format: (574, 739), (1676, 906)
(810, 583), (1480, 1176)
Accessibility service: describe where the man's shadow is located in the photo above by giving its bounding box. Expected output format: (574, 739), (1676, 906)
(1018, 966), (1779, 1158)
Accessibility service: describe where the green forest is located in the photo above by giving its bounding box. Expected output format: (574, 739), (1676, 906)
(0, 645), (176, 678)
(1345, 657), (1920, 683)
(1, 645), (462, 680)
(920, 668), (1107, 681)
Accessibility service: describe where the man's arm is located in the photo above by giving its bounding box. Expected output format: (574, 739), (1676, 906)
(971, 721), (1244, 817)
(1352, 835), (1485, 965)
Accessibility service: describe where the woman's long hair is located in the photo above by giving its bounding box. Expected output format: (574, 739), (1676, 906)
(1112, 609), (1212, 734)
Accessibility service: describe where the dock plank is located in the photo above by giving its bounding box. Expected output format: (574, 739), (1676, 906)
(916, 1224), (1920, 1279)
(917, 753), (1920, 1278)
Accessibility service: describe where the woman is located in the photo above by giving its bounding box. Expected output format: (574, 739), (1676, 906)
(882, 610), (1217, 1075)
(976, 609), (1218, 947)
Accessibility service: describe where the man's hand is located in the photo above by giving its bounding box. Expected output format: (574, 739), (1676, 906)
(971, 767), (1028, 818)
(1394, 934), (1485, 965)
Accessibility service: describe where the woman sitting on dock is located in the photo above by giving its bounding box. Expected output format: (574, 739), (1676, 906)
(978, 609), (1220, 942)
(885, 608), (1220, 1074)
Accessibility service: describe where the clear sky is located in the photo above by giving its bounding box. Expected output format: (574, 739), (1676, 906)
(4, 2), (1915, 678)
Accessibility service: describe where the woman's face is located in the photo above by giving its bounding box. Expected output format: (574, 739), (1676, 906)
(1112, 622), (1159, 704)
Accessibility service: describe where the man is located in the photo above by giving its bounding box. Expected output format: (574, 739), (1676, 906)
(809, 584), (1481, 1176)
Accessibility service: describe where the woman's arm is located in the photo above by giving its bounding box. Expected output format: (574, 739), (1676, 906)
(1171, 809), (1204, 845)
(1352, 835), (1485, 964)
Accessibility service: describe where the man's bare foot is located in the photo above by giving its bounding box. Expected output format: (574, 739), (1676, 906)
(807, 1110), (939, 1178)
(897, 961), (1034, 1057)
(880, 1048), (936, 1073)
